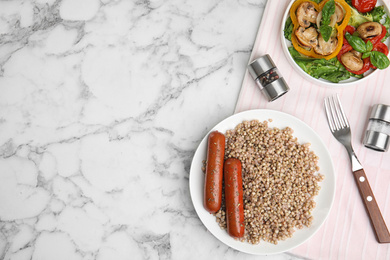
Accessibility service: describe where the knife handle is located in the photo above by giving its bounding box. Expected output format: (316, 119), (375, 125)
(353, 169), (390, 243)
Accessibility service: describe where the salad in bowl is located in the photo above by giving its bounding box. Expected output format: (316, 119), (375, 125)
(283, 0), (390, 84)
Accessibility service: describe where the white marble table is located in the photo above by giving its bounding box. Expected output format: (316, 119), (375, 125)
(0, 0), (305, 259)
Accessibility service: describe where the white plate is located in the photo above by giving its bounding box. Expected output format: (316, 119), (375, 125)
(280, 0), (390, 87)
(189, 109), (335, 255)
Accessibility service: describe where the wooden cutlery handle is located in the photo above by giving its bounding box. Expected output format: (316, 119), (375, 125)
(353, 169), (390, 243)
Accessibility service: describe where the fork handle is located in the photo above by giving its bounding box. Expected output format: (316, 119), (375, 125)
(353, 169), (390, 243)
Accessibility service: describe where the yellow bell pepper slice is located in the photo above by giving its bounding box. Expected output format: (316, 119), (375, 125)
(290, 0), (351, 60)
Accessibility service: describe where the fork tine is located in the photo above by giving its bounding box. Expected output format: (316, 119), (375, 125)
(332, 95), (345, 128)
(332, 96), (345, 129)
(329, 96), (342, 130)
(324, 94), (350, 131)
(335, 94), (350, 128)
(324, 97), (336, 131)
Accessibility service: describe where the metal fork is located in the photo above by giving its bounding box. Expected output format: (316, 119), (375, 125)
(324, 94), (390, 243)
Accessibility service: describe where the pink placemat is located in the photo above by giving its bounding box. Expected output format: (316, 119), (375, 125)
(235, 0), (390, 259)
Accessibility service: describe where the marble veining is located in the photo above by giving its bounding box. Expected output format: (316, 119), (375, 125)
(0, 0), (305, 259)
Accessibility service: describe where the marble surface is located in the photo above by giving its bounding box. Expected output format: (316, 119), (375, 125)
(0, 0), (305, 259)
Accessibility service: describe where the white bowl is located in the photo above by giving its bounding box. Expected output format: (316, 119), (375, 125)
(280, 0), (390, 87)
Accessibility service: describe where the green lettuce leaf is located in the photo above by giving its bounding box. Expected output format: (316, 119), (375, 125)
(288, 47), (363, 83)
(284, 17), (293, 41)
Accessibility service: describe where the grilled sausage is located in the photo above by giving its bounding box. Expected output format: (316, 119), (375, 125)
(204, 131), (225, 214)
(224, 158), (245, 238)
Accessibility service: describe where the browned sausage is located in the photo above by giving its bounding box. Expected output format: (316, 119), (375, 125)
(224, 158), (245, 238)
(204, 131), (225, 214)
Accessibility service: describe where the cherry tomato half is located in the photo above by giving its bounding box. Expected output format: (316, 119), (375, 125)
(373, 42), (389, 56)
(352, 0), (377, 13)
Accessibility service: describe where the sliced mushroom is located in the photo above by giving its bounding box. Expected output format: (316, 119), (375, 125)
(351, 50), (362, 59)
(296, 2), (318, 28)
(295, 26), (319, 48)
(341, 51), (364, 71)
(334, 3), (345, 23)
(314, 35), (338, 56)
(317, 3), (345, 28)
(357, 22), (382, 40)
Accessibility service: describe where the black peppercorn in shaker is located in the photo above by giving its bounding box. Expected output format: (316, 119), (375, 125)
(248, 54), (289, 102)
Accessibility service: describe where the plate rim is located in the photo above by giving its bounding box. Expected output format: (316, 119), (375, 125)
(280, 0), (390, 87)
(189, 109), (336, 255)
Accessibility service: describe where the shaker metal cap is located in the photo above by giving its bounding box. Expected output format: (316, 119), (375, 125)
(369, 104), (390, 122)
(263, 78), (290, 101)
(248, 54), (276, 80)
(364, 131), (389, 152)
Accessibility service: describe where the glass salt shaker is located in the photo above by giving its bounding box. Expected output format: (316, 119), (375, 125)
(363, 104), (390, 152)
(248, 54), (289, 102)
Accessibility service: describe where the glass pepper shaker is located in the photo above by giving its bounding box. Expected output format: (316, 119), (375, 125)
(363, 104), (390, 152)
(248, 54), (289, 102)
